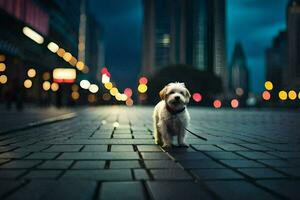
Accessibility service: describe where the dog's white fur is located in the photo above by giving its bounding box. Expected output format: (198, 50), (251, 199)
(153, 82), (191, 148)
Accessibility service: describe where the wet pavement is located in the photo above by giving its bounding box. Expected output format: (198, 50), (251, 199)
(0, 106), (299, 200)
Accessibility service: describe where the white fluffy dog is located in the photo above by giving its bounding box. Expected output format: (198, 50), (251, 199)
(153, 82), (191, 149)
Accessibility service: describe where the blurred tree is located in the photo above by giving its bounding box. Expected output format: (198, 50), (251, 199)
(147, 64), (223, 105)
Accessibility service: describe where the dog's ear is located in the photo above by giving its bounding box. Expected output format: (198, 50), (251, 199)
(159, 86), (168, 100)
(185, 88), (191, 99)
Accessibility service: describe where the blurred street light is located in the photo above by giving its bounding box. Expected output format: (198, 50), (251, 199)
(138, 84), (147, 93)
(42, 81), (51, 91)
(53, 68), (76, 83)
(139, 77), (148, 85)
(43, 72), (50, 81)
(264, 81), (273, 91)
(235, 88), (244, 96)
(27, 68), (36, 78)
(279, 91), (287, 100)
(89, 84), (99, 93)
(24, 79), (32, 88)
(124, 88), (133, 98)
(80, 80), (90, 89)
(47, 42), (59, 53)
(63, 52), (72, 62)
(22, 26), (44, 44)
(71, 91), (80, 100)
(102, 74), (110, 84)
(0, 75), (7, 84)
(0, 55), (5, 62)
(231, 99), (239, 108)
(192, 93), (202, 102)
(262, 91), (271, 101)
(51, 83), (59, 92)
(0, 63), (6, 72)
(57, 48), (65, 57)
(104, 82), (113, 90)
(110, 87), (118, 96)
(126, 98), (133, 106)
(76, 61), (85, 71)
(288, 90), (297, 100)
(213, 100), (222, 108)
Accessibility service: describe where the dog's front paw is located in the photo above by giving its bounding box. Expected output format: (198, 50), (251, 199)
(162, 143), (172, 151)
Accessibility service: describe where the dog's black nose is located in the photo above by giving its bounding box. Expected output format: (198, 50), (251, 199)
(175, 96), (180, 100)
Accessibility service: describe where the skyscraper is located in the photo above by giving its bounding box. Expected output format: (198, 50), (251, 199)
(230, 42), (249, 96)
(265, 31), (287, 91)
(286, 0), (300, 87)
(142, 0), (227, 89)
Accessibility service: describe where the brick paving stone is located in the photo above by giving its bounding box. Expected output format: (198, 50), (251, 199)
(82, 145), (107, 151)
(144, 160), (181, 169)
(258, 159), (296, 167)
(205, 180), (278, 200)
(180, 160), (225, 169)
(141, 152), (171, 160)
(0, 152), (29, 159)
(205, 151), (244, 159)
(23, 170), (62, 179)
(43, 145), (83, 152)
(192, 168), (244, 180)
(151, 169), (192, 180)
(58, 152), (139, 160)
(137, 145), (161, 152)
(216, 144), (250, 151)
(238, 168), (285, 178)
(110, 160), (140, 168)
(170, 152), (210, 160)
(276, 168), (300, 177)
(99, 182), (146, 200)
(220, 159), (265, 168)
(113, 134), (132, 139)
(25, 152), (59, 159)
(147, 181), (213, 199)
(72, 161), (106, 169)
(14, 145), (50, 152)
(0, 159), (9, 165)
(62, 169), (132, 180)
(0, 170), (26, 178)
(0, 160), (41, 169)
(0, 180), (24, 197)
(236, 151), (278, 160)
(192, 144), (223, 151)
(5, 180), (97, 200)
(257, 180), (300, 200)
(111, 145), (134, 151)
(37, 160), (73, 169)
(133, 169), (150, 180)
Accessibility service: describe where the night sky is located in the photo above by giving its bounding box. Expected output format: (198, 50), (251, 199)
(90, 0), (289, 93)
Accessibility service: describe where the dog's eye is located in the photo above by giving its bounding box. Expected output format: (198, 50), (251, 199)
(180, 92), (184, 95)
(169, 91), (174, 94)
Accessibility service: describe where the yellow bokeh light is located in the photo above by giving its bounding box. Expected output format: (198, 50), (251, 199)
(0, 55), (5, 62)
(115, 93), (122, 101)
(0, 75), (8, 84)
(51, 82), (59, 92)
(110, 87), (118, 96)
(27, 68), (36, 78)
(76, 61), (84, 71)
(288, 90), (297, 100)
(105, 82), (113, 90)
(24, 79), (32, 88)
(43, 72), (50, 80)
(63, 52), (72, 62)
(71, 91), (80, 100)
(57, 48), (65, 57)
(0, 63), (6, 72)
(264, 81), (273, 90)
(299, 92), (300, 100)
(42, 81), (51, 91)
(278, 91), (287, 100)
(138, 84), (148, 93)
(72, 84), (79, 91)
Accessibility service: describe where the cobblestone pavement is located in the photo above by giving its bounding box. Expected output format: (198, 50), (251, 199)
(0, 106), (300, 200)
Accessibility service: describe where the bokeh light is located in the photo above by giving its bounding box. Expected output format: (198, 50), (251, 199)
(0, 55), (5, 62)
(110, 87), (118, 96)
(88, 94), (97, 103)
(43, 72), (50, 80)
(27, 68), (36, 78)
(192, 93), (202, 102)
(138, 84), (147, 93)
(71, 91), (80, 100)
(104, 82), (113, 90)
(278, 91), (287, 100)
(0, 75), (7, 84)
(288, 90), (297, 100)
(56, 48), (65, 57)
(231, 99), (239, 108)
(213, 100), (222, 108)
(51, 83), (59, 92)
(139, 77), (148, 85)
(89, 84), (99, 93)
(76, 61), (85, 71)
(63, 52), (72, 62)
(0, 63), (6, 72)
(235, 88), (244, 96)
(80, 80), (90, 89)
(126, 98), (133, 106)
(42, 81), (51, 91)
(24, 79), (32, 89)
(103, 93), (111, 101)
(124, 88), (133, 98)
(264, 81), (273, 91)
(113, 122), (119, 128)
(262, 91), (271, 101)
(298, 92), (300, 100)
(71, 84), (79, 92)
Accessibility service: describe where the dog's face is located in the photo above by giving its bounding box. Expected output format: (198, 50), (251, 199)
(159, 82), (191, 109)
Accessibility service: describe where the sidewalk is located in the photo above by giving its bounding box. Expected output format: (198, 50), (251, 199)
(0, 106), (299, 199)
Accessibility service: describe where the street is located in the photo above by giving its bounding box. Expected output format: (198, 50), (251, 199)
(0, 106), (299, 199)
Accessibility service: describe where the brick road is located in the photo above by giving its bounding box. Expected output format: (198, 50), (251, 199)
(0, 106), (300, 200)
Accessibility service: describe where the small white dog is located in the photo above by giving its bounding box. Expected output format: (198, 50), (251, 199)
(153, 82), (191, 149)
